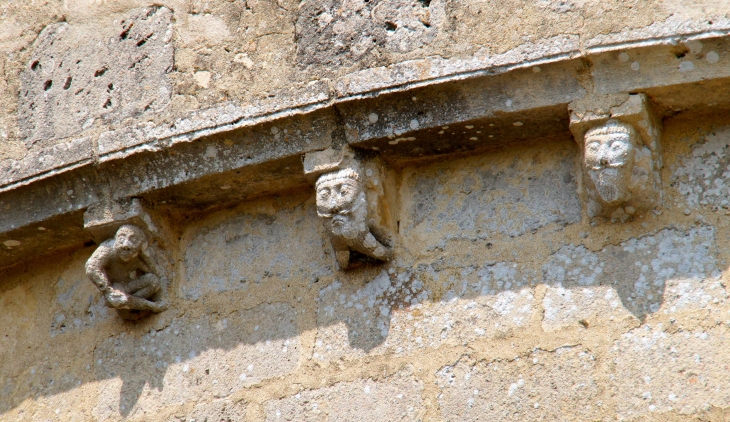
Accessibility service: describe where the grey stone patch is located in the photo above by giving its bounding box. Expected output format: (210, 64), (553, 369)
(296, 0), (444, 68)
(609, 324), (730, 419)
(263, 368), (423, 421)
(94, 302), (299, 419)
(672, 127), (730, 208)
(542, 227), (725, 329)
(182, 206), (331, 301)
(404, 155), (580, 251)
(314, 261), (535, 360)
(18, 6), (173, 146)
(50, 274), (111, 338)
(435, 347), (600, 421)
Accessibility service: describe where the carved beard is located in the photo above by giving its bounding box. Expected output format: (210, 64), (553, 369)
(588, 168), (627, 204)
(328, 214), (356, 238)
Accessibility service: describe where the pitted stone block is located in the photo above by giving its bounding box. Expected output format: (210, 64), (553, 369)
(18, 6), (173, 146)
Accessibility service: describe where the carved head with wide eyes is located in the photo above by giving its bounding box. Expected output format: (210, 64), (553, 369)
(315, 168), (364, 235)
(584, 121), (638, 204)
(114, 224), (148, 262)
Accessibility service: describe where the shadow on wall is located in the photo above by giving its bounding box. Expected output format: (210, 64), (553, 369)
(0, 137), (727, 418)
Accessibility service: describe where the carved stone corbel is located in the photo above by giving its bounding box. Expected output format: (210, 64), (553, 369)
(303, 146), (395, 270)
(83, 198), (171, 320)
(569, 93), (663, 222)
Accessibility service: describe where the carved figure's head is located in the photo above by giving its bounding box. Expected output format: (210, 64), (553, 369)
(114, 224), (148, 262)
(584, 121), (638, 204)
(315, 168), (367, 237)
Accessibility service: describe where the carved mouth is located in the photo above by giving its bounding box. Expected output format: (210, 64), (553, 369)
(331, 215), (348, 226)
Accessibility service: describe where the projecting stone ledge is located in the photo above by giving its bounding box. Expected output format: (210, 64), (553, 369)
(4, 31), (730, 270)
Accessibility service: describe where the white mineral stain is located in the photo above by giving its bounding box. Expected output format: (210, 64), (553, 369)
(679, 61), (695, 72)
(619, 52), (629, 62)
(3, 240), (21, 247)
(410, 119), (419, 130)
(686, 40), (703, 54)
(706, 51), (719, 64)
(631, 62), (640, 71)
(368, 113), (379, 124)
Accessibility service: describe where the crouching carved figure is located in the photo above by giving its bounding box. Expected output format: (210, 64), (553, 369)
(305, 147), (394, 269)
(85, 224), (168, 320)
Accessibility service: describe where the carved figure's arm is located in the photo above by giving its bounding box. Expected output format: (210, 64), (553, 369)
(85, 243), (114, 295)
(138, 248), (157, 275)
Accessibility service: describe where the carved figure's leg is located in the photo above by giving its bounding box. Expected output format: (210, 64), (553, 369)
(123, 295), (168, 313)
(126, 273), (161, 299)
(354, 232), (393, 261)
(329, 237), (352, 269)
(335, 250), (351, 269)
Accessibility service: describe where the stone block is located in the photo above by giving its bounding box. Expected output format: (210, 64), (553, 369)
(542, 227), (725, 329)
(314, 265), (535, 361)
(18, 6), (173, 145)
(180, 399), (248, 422)
(609, 324), (730, 419)
(93, 302), (300, 419)
(182, 203), (331, 301)
(673, 127), (730, 209)
(263, 369), (423, 421)
(435, 347), (601, 421)
(295, 0), (443, 68)
(401, 141), (580, 251)
(83, 198), (161, 245)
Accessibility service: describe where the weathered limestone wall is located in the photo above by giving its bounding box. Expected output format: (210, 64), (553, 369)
(4, 110), (730, 420)
(2, 0), (730, 172)
(5, 1), (730, 421)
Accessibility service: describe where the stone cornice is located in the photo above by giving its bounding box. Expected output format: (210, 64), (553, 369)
(3, 28), (730, 270)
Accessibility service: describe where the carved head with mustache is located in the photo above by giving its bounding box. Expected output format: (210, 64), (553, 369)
(584, 121), (638, 205)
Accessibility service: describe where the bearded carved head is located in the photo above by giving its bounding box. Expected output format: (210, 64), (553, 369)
(315, 168), (368, 238)
(584, 121), (638, 205)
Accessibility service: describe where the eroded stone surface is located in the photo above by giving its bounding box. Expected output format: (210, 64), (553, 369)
(296, 0), (444, 68)
(436, 347), (601, 421)
(178, 398), (248, 422)
(673, 126), (730, 209)
(542, 227), (725, 329)
(314, 264), (536, 360)
(263, 369), (423, 421)
(18, 6), (173, 146)
(182, 203), (331, 301)
(609, 324), (730, 419)
(94, 302), (299, 419)
(402, 142), (580, 252)
(52, 255), (111, 337)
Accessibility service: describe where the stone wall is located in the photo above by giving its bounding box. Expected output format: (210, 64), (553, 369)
(3, 112), (730, 420)
(4, 1), (730, 421)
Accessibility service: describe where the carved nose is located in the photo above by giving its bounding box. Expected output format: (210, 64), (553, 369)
(600, 157), (609, 166)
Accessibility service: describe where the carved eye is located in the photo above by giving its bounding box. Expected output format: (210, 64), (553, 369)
(584, 142), (602, 167)
(318, 189), (330, 201)
(606, 140), (631, 165)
